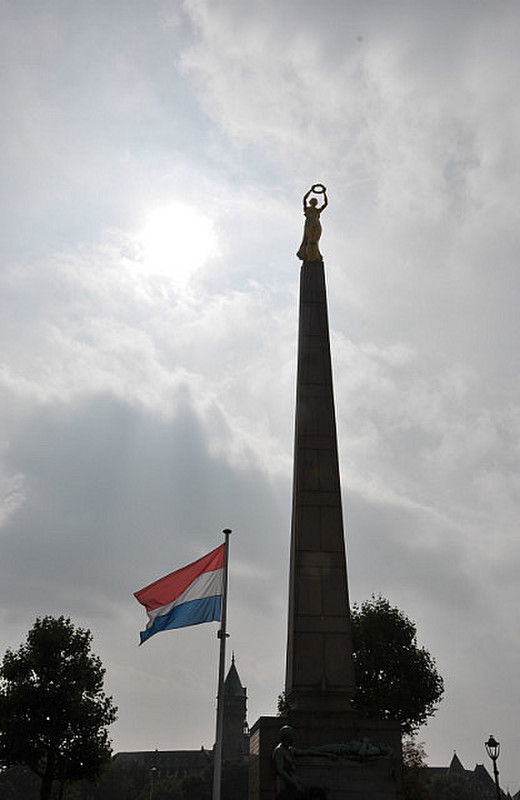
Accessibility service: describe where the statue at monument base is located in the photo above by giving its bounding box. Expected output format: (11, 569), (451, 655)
(250, 713), (402, 800)
(273, 725), (329, 800)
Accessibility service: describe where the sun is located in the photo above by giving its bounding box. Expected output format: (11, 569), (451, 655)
(137, 202), (219, 283)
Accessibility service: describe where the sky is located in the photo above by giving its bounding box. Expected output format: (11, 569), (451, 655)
(1, 0), (520, 791)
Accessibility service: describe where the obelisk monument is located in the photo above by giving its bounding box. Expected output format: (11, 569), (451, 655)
(249, 186), (401, 800)
(286, 183), (356, 713)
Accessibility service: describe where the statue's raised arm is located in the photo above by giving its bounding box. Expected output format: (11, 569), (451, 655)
(297, 184), (327, 262)
(315, 183), (328, 211)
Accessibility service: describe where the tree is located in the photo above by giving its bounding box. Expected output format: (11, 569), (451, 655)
(402, 738), (431, 800)
(429, 773), (477, 800)
(135, 773), (184, 800)
(0, 616), (117, 800)
(179, 770), (211, 800)
(92, 759), (149, 800)
(351, 596), (444, 734)
(154, 775), (184, 800)
(0, 765), (40, 800)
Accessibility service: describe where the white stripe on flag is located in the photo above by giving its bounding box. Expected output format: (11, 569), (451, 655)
(146, 569), (223, 627)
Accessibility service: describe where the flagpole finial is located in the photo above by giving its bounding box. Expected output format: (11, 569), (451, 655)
(223, 528), (232, 535)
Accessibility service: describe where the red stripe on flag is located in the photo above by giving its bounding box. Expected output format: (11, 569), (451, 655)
(134, 544), (225, 611)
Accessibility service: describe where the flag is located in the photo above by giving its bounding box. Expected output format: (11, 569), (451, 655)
(134, 544), (225, 644)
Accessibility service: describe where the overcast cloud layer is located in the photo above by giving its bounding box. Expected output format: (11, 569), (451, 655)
(1, 0), (520, 791)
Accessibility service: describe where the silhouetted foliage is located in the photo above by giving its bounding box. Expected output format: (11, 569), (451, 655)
(155, 774), (184, 800)
(351, 596), (444, 734)
(402, 738), (431, 800)
(429, 773), (477, 800)
(90, 759), (149, 800)
(179, 769), (211, 800)
(1, 753), (250, 800)
(0, 616), (117, 800)
(0, 765), (40, 800)
(135, 772), (183, 800)
(276, 690), (291, 715)
(221, 759), (249, 800)
(402, 737), (428, 770)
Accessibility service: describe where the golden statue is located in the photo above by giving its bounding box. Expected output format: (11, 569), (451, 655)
(297, 184), (328, 262)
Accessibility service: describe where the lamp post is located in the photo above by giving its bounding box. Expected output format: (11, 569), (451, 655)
(485, 735), (502, 800)
(149, 766), (158, 800)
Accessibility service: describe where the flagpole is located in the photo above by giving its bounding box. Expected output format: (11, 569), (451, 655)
(212, 528), (231, 800)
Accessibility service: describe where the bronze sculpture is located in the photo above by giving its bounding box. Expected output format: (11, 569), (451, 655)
(272, 726), (328, 800)
(297, 184), (328, 262)
(314, 739), (394, 760)
(272, 726), (393, 800)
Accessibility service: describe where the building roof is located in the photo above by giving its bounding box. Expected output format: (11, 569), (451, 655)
(449, 752), (466, 774)
(425, 752), (512, 800)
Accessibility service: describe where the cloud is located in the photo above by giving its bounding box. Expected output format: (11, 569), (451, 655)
(1, 0), (520, 788)
(0, 389), (283, 606)
(0, 384), (290, 750)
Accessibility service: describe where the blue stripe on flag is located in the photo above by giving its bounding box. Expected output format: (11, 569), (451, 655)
(140, 595), (222, 644)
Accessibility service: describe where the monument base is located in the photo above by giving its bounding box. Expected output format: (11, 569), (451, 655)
(249, 712), (402, 800)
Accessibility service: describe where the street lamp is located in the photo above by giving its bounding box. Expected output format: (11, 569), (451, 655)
(485, 735), (502, 800)
(149, 766), (158, 800)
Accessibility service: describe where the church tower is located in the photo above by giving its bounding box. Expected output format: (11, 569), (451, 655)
(222, 655), (249, 760)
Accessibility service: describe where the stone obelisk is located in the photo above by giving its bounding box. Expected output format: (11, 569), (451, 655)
(286, 228), (355, 713)
(249, 186), (401, 800)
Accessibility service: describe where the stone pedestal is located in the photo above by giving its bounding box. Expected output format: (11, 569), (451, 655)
(249, 712), (401, 800)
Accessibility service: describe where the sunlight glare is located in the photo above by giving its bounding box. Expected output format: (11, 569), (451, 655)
(138, 203), (219, 283)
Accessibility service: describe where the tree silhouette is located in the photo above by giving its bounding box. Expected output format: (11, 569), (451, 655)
(351, 596), (444, 734)
(0, 616), (117, 800)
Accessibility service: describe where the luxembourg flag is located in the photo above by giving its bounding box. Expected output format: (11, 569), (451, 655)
(134, 544), (225, 644)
